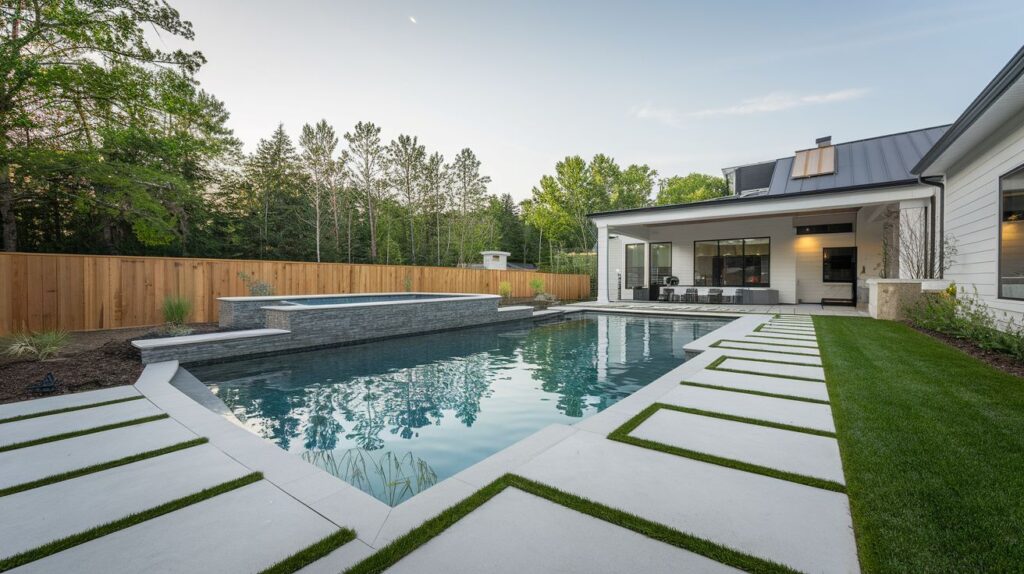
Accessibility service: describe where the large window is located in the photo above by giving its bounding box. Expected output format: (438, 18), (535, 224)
(693, 238), (770, 287)
(1000, 164), (1024, 299)
(649, 243), (672, 285)
(624, 243), (644, 288)
(823, 247), (857, 283)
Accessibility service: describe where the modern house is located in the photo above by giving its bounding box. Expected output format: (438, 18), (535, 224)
(592, 44), (1024, 318)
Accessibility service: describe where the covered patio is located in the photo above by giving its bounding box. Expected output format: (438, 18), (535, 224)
(593, 182), (937, 308)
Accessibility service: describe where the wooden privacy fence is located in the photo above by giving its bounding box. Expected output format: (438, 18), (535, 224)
(0, 253), (591, 335)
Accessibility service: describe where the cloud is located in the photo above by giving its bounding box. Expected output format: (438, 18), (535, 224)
(630, 88), (869, 127)
(687, 88), (870, 119)
(628, 104), (682, 127)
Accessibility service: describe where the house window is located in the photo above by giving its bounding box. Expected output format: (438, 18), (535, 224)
(692, 238), (771, 287)
(1000, 164), (1024, 299)
(624, 243), (644, 288)
(649, 243), (672, 285)
(823, 247), (857, 283)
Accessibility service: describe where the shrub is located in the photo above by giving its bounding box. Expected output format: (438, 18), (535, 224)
(529, 278), (545, 295)
(4, 330), (69, 361)
(498, 281), (513, 300)
(161, 296), (192, 326)
(905, 284), (1024, 361)
(403, 274), (414, 292)
(238, 272), (274, 296)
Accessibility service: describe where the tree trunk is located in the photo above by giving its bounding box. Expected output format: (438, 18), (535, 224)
(1, 164), (17, 252)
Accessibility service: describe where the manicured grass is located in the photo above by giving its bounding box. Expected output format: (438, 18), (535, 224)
(815, 316), (1024, 572)
(259, 528), (357, 574)
(0, 438), (209, 498)
(0, 414), (169, 453)
(344, 473), (798, 574)
(0, 396), (145, 424)
(608, 403), (845, 492)
(0, 472), (263, 571)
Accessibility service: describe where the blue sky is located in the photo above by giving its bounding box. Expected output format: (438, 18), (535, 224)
(164, 0), (1024, 200)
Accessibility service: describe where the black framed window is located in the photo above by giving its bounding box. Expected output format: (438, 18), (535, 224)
(649, 243), (672, 285)
(823, 247), (856, 283)
(1000, 164), (1024, 300)
(624, 243), (644, 288)
(693, 238), (770, 287)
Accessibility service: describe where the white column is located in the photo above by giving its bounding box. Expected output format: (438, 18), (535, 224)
(596, 224), (610, 303)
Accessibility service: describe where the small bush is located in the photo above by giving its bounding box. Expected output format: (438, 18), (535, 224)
(529, 278), (545, 296)
(498, 281), (513, 300)
(4, 330), (69, 361)
(403, 274), (414, 292)
(162, 296), (192, 326)
(905, 284), (1024, 361)
(238, 272), (274, 296)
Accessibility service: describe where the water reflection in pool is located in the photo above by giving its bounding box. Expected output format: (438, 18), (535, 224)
(193, 312), (728, 505)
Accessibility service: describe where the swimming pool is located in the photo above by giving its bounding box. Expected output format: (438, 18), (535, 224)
(192, 312), (729, 505)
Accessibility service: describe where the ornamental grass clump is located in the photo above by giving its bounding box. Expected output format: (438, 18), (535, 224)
(161, 296), (193, 336)
(4, 330), (69, 361)
(498, 281), (513, 301)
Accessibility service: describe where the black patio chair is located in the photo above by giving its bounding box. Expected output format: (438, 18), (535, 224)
(706, 288), (723, 304)
(683, 288), (698, 303)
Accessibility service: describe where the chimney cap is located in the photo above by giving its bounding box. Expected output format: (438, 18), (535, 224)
(816, 136), (832, 147)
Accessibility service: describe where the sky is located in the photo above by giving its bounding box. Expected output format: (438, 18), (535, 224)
(157, 0), (1024, 201)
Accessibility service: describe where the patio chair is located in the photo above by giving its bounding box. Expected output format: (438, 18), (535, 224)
(657, 288), (671, 302)
(725, 289), (744, 304)
(706, 288), (723, 304)
(683, 288), (698, 303)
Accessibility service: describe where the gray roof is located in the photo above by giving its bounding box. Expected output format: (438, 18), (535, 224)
(767, 125), (949, 196)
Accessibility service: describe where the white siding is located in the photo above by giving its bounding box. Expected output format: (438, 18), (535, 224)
(944, 109), (1024, 321)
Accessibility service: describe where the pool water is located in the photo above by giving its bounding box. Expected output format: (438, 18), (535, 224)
(193, 312), (728, 505)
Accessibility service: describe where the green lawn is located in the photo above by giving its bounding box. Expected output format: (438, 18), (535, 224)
(814, 316), (1024, 573)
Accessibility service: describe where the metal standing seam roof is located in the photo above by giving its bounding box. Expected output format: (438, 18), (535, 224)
(767, 125), (949, 196)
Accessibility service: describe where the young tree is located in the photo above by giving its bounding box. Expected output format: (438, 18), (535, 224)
(449, 148), (491, 265)
(299, 120), (339, 262)
(387, 134), (426, 265)
(420, 152), (449, 265)
(344, 122), (388, 262)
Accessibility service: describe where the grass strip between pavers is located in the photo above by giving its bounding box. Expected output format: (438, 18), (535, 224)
(0, 414), (170, 453)
(707, 355), (826, 383)
(640, 403), (836, 438)
(710, 340), (821, 357)
(0, 438), (209, 498)
(0, 472), (263, 572)
(679, 381), (830, 405)
(343, 473), (799, 574)
(0, 396), (145, 425)
(713, 338), (821, 351)
(259, 528), (358, 574)
(608, 403), (845, 493)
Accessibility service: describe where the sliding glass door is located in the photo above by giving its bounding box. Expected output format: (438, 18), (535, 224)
(692, 238), (771, 287)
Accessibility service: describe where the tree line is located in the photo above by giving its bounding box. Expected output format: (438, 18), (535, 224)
(0, 1), (728, 269)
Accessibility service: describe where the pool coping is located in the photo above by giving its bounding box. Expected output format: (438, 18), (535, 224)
(133, 309), (765, 551)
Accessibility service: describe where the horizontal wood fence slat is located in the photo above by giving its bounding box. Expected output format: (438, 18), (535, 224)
(0, 253), (591, 335)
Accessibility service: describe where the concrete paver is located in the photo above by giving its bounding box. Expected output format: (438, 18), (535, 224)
(384, 488), (740, 574)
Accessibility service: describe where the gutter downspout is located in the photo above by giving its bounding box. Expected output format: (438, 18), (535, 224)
(918, 175), (945, 279)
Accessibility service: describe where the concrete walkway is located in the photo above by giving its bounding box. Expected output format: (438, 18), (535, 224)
(0, 311), (859, 573)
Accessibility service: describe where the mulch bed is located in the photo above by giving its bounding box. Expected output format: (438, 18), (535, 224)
(909, 324), (1024, 378)
(0, 324), (220, 405)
